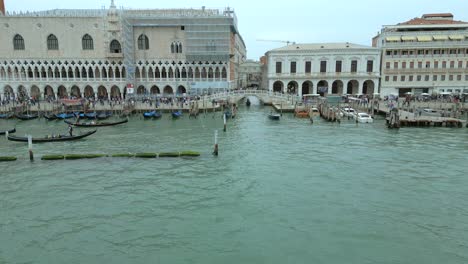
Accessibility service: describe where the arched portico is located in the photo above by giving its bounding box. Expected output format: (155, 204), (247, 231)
(84, 86), (94, 98)
(137, 85), (147, 95)
(44, 85), (55, 99)
(71, 85), (81, 98)
(110, 86), (121, 98)
(301, 81), (313, 95)
(363, 80), (375, 95)
(287, 81), (298, 95)
(30, 85), (41, 100)
(347, 80), (359, 95)
(150, 85), (160, 95)
(98, 86), (108, 99)
(273, 81), (283, 93)
(58, 85), (67, 98)
(317, 80), (329, 96)
(17, 85), (28, 101)
(4, 86), (14, 99)
(163, 86), (173, 95)
(331, 80), (344, 95)
(177, 85), (186, 95)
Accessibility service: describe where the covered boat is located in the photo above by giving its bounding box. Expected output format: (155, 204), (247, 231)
(7, 130), (97, 143)
(143, 111), (162, 119)
(55, 113), (76, 119)
(171, 111), (182, 118)
(268, 113), (281, 120)
(65, 119), (128, 127)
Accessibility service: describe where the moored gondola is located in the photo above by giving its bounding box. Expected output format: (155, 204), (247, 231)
(171, 111), (182, 118)
(65, 119), (128, 127)
(97, 112), (112, 120)
(0, 113), (14, 119)
(16, 114), (38, 120)
(7, 129), (97, 143)
(268, 113), (281, 120)
(43, 114), (58, 120)
(0, 128), (16, 135)
(143, 111), (162, 119)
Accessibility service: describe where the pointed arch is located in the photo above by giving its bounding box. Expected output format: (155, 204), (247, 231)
(94, 67), (101, 79)
(102, 66), (108, 79)
(137, 85), (147, 95)
(163, 86), (173, 95)
(13, 34), (25, 50)
(44, 85), (55, 99)
(215, 67), (220, 79)
(115, 67), (121, 79)
(168, 67), (174, 78)
(137, 34), (149, 50)
(161, 67), (167, 79)
(54, 67), (60, 79)
(75, 67), (80, 79)
(111, 85), (121, 99)
(57, 85), (67, 98)
(222, 67), (227, 79)
(148, 66), (154, 79)
(98, 86), (108, 99)
(150, 85), (160, 94)
(82, 34), (94, 50)
(208, 67), (214, 79)
(110, 39), (121, 53)
(30, 85), (41, 100)
(177, 85), (186, 95)
(47, 34), (59, 50)
(71, 85), (81, 98)
(181, 67), (187, 79)
(84, 86), (94, 98)
(88, 66), (94, 79)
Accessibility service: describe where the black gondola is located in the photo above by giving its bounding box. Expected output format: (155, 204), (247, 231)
(43, 114), (58, 120)
(64, 119), (128, 127)
(16, 114), (39, 120)
(97, 112), (112, 120)
(7, 130), (97, 143)
(0, 128), (16, 135)
(268, 113), (281, 120)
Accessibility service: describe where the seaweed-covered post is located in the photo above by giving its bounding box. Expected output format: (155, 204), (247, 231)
(213, 130), (219, 156)
(223, 113), (227, 132)
(28, 135), (34, 161)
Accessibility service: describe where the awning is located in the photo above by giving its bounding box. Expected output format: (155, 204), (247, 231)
(385, 36), (400, 42)
(401, 36), (416, 41)
(449, 35), (464, 40)
(417, 36), (432, 42)
(433, 35), (448, 40)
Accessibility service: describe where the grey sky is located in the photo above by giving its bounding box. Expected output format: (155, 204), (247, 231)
(5, 0), (468, 60)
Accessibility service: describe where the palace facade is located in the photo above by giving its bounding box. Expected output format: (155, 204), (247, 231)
(265, 43), (380, 96)
(374, 13), (468, 96)
(0, 0), (246, 101)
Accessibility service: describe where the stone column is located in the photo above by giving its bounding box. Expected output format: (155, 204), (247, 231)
(358, 81), (364, 95)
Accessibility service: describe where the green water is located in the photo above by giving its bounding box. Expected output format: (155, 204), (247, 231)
(1, 100), (468, 264)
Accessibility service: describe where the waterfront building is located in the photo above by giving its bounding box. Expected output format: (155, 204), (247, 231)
(0, 0), (246, 101)
(265, 43), (380, 96)
(238, 60), (263, 89)
(374, 13), (468, 96)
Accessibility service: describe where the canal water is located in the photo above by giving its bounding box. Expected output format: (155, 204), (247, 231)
(1, 98), (467, 264)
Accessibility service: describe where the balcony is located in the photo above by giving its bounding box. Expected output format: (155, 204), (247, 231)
(107, 52), (124, 59)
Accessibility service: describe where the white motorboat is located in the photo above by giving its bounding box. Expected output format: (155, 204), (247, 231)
(341, 107), (356, 117)
(355, 112), (373, 123)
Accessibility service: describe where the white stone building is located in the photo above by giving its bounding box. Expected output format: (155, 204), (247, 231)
(238, 60), (263, 89)
(374, 13), (468, 96)
(265, 43), (380, 96)
(0, 0), (246, 101)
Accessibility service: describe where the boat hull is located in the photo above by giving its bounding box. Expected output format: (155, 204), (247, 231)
(0, 128), (16, 135)
(7, 130), (97, 143)
(65, 119), (128, 127)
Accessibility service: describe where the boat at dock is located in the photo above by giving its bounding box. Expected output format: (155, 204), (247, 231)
(171, 111), (183, 118)
(0, 128), (16, 135)
(97, 112), (112, 120)
(16, 114), (39, 120)
(0, 113), (14, 119)
(65, 119), (128, 127)
(7, 129), (97, 143)
(43, 114), (58, 120)
(354, 112), (374, 123)
(143, 111), (162, 119)
(55, 113), (76, 119)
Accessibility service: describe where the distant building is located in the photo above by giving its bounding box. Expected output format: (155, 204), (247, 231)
(238, 60), (262, 89)
(265, 43), (380, 96)
(0, 0), (246, 101)
(374, 13), (468, 96)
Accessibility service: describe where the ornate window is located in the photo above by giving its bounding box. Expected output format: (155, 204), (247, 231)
(47, 34), (59, 50)
(13, 34), (25, 50)
(82, 34), (94, 50)
(171, 42), (183, 53)
(110, 40), (121, 53)
(138, 34), (149, 50)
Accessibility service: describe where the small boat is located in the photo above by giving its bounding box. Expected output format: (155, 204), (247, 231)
(97, 112), (112, 120)
(268, 113), (281, 120)
(55, 113), (75, 119)
(65, 119), (128, 127)
(0, 113), (14, 119)
(171, 111), (182, 118)
(143, 111), (162, 119)
(16, 114), (38, 120)
(246, 98), (251, 107)
(354, 112), (374, 123)
(294, 109), (309, 118)
(0, 128), (16, 135)
(43, 114), (58, 121)
(7, 129), (97, 143)
(85, 112), (97, 119)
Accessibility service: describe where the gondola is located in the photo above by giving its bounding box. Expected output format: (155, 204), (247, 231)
(97, 112), (112, 120)
(64, 119), (128, 127)
(143, 111), (162, 119)
(43, 114), (58, 120)
(0, 128), (16, 135)
(268, 113), (281, 120)
(85, 112), (97, 119)
(7, 129), (97, 143)
(16, 114), (39, 120)
(0, 113), (14, 119)
(246, 98), (251, 107)
(171, 111), (182, 118)
(55, 113), (75, 119)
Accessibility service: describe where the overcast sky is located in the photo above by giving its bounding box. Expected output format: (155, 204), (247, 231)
(5, 0), (468, 60)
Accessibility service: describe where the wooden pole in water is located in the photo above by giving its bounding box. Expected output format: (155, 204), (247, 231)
(28, 135), (34, 161)
(5, 131), (8, 139)
(213, 130), (219, 156)
(223, 113), (227, 132)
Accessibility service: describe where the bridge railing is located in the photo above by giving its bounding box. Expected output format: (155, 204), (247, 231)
(201, 89), (302, 103)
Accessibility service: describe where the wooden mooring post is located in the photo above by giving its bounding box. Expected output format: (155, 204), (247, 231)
(213, 130), (219, 156)
(28, 135), (34, 161)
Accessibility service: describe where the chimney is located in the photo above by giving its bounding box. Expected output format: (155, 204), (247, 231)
(0, 0), (5, 15)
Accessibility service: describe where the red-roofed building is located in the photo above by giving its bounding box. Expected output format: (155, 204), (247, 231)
(374, 14), (468, 96)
